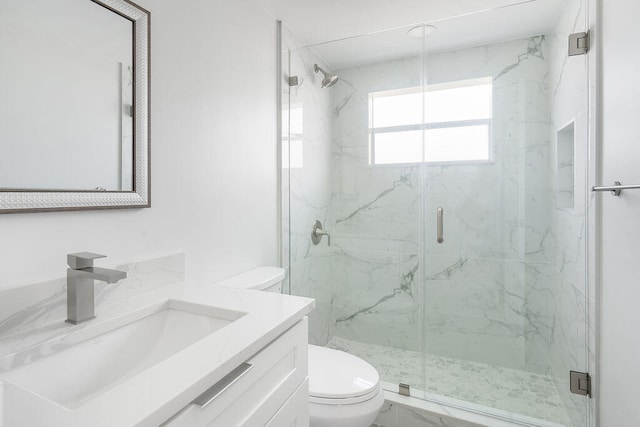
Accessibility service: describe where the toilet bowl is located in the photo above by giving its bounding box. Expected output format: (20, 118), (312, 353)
(213, 267), (385, 427)
(308, 344), (384, 427)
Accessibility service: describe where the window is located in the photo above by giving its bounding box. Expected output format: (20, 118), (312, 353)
(369, 77), (492, 165)
(283, 104), (304, 169)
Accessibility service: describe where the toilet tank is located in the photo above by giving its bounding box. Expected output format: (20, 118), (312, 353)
(213, 267), (285, 293)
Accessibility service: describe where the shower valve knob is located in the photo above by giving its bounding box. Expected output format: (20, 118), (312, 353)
(311, 220), (331, 246)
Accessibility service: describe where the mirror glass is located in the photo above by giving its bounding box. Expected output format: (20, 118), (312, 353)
(0, 0), (134, 192)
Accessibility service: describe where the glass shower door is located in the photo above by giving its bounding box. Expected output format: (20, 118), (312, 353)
(327, 28), (427, 389)
(420, 1), (590, 425)
(281, 0), (592, 424)
(281, 23), (428, 388)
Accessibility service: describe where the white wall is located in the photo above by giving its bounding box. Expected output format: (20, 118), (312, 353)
(599, 0), (640, 425)
(0, 0), (279, 289)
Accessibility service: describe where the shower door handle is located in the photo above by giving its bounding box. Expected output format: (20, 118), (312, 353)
(436, 207), (444, 244)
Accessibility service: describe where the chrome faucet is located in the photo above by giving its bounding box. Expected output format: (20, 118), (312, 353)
(66, 252), (127, 324)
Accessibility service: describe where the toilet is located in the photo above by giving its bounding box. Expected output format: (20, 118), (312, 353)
(213, 267), (385, 427)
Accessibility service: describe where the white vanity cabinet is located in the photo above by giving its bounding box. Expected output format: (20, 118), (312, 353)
(163, 318), (309, 427)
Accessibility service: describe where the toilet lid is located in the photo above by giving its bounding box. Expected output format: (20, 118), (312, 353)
(308, 345), (380, 400)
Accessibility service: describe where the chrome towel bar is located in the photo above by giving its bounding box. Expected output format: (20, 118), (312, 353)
(591, 181), (640, 197)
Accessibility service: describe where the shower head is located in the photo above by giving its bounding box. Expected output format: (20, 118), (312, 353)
(314, 64), (339, 88)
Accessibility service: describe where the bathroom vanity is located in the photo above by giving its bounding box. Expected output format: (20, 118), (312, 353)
(163, 315), (309, 426)
(0, 254), (314, 426)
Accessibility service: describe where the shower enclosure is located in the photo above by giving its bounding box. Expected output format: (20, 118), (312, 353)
(281, 1), (591, 425)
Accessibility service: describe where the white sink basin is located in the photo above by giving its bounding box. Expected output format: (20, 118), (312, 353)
(1, 300), (245, 408)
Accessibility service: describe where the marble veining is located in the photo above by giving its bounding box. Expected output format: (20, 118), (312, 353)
(282, 24), (334, 346)
(495, 36), (546, 81)
(333, 92), (354, 116)
(0, 253), (185, 362)
(335, 261), (418, 325)
(424, 258), (467, 280)
(543, 0), (590, 425)
(336, 172), (414, 225)
(550, 0), (584, 100)
(324, 30), (585, 382)
(284, 2), (590, 424)
(0, 276), (314, 426)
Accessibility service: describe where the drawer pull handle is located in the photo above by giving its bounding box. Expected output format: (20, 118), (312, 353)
(192, 362), (254, 408)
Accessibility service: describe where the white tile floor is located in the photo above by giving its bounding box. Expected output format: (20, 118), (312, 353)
(327, 336), (571, 426)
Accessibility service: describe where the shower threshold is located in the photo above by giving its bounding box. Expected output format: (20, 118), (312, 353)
(326, 336), (572, 427)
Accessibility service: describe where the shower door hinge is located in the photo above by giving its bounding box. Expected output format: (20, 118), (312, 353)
(568, 31), (590, 56)
(399, 383), (411, 396)
(570, 371), (591, 397)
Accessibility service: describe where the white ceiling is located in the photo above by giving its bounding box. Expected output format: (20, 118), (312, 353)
(261, 0), (567, 69)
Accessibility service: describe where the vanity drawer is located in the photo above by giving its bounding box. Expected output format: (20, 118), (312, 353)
(163, 318), (308, 427)
(265, 380), (309, 427)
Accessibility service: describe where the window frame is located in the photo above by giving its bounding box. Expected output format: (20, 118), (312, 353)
(368, 77), (494, 166)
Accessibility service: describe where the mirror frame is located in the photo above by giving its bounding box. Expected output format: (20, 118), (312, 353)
(0, 0), (150, 214)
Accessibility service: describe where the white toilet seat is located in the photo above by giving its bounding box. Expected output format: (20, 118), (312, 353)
(309, 385), (382, 405)
(308, 344), (381, 404)
(308, 345), (385, 427)
(309, 385), (385, 427)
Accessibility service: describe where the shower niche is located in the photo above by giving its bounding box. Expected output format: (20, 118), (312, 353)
(557, 122), (576, 210)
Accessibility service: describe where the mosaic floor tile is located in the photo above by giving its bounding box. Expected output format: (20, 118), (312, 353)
(327, 336), (571, 426)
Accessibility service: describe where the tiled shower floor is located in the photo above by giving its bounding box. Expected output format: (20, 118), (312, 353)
(326, 336), (571, 426)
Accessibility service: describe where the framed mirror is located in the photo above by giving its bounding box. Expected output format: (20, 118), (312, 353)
(0, 0), (150, 213)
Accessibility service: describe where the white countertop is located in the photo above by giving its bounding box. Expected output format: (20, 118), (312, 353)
(0, 281), (315, 427)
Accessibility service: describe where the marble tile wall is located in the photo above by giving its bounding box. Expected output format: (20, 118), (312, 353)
(543, 0), (590, 425)
(329, 52), (425, 354)
(328, 36), (556, 372)
(283, 2), (591, 422)
(423, 37), (554, 372)
(282, 26), (334, 346)
(332, 236), (422, 351)
(0, 253), (185, 362)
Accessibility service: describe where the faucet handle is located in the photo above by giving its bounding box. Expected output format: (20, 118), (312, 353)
(68, 252), (107, 269)
(311, 220), (331, 246)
